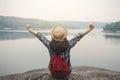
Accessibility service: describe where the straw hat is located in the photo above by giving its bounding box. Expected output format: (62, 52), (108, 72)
(51, 26), (67, 42)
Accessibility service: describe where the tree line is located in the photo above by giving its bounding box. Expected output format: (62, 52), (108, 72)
(103, 21), (120, 33)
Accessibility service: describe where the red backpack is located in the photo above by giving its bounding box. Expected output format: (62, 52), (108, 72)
(50, 55), (70, 78)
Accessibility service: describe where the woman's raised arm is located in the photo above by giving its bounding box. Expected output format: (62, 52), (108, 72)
(26, 24), (37, 36)
(82, 24), (94, 35)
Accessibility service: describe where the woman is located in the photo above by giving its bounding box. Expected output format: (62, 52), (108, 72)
(26, 24), (94, 78)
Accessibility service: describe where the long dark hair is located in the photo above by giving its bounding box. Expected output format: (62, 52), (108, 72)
(50, 39), (69, 54)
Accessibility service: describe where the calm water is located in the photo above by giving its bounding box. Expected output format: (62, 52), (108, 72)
(0, 29), (120, 76)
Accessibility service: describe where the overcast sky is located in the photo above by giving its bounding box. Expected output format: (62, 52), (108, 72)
(0, 0), (120, 22)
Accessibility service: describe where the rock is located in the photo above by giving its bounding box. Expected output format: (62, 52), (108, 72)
(0, 66), (120, 80)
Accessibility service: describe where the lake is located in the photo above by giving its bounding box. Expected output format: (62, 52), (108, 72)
(0, 29), (120, 76)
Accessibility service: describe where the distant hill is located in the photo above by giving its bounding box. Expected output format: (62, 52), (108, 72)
(0, 16), (54, 30)
(54, 21), (105, 29)
(0, 16), (105, 30)
(103, 21), (120, 33)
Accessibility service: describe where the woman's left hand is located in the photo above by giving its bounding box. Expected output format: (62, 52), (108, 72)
(89, 24), (94, 30)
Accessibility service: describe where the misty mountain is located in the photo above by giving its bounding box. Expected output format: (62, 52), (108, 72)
(0, 16), (105, 30)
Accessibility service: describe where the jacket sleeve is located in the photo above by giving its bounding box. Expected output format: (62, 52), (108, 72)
(69, 33), (84, 49)
(36, 32), (50, 48)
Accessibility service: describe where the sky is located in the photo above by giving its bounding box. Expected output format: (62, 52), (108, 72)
(0, 0), (120, 22)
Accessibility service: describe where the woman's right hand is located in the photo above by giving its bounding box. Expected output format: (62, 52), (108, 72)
(26, 24), (31, 30)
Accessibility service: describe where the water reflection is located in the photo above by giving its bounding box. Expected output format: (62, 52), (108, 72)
(104, 34), (120, 39)
(0, 30), (80, 40)
(1, 30), (120, 41)
(0, 31), (49, 40)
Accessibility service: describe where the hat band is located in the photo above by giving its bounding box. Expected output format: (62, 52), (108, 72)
(53, 34), (64, 39)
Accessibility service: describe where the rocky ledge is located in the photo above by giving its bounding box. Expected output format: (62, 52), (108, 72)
(0, 66), (120, 80)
